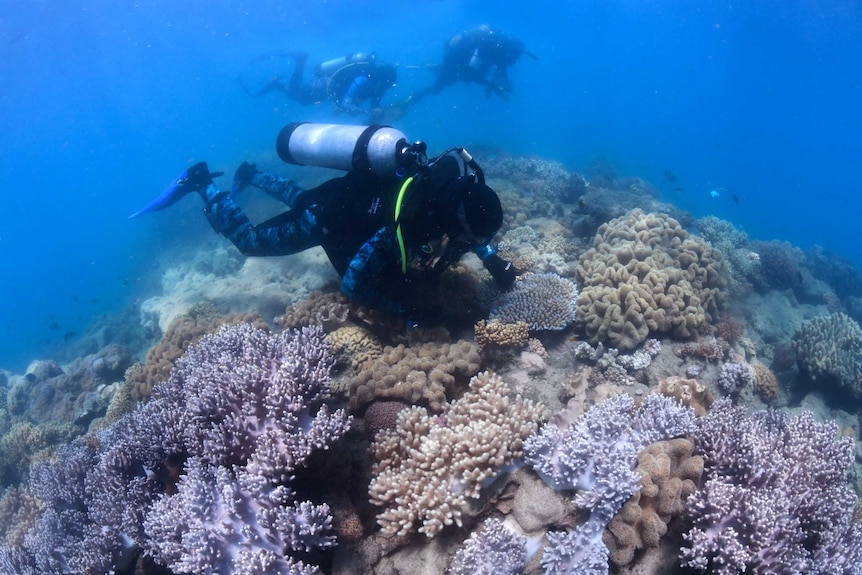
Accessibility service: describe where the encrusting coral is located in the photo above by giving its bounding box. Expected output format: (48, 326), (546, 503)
(368, 371), (542, 538)
(576, 209), (728, 349)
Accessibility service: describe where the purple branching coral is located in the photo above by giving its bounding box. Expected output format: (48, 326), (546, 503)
(524, 393), (696, 575)
(716, 361), (753, 394)
(682, 398), (862, 575)
(6, 323), (351, 575)
(447, 518), (528, 575)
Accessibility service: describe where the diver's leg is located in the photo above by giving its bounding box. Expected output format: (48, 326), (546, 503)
(203, 183), (320, 256)
(252, 172), (306, 207)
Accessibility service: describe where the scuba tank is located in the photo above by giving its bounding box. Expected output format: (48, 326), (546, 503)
(276, 122), (427, 177)
(315, 52), (375, 77)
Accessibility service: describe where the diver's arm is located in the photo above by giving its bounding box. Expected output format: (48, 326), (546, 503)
(341, 227), (408, 316)
(475, 244), (516, 288)
(339, 75), (370, 115)
(203, 184), (318, 256)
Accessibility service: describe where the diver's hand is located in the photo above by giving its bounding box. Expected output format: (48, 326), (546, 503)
(484, 254), (516, 289)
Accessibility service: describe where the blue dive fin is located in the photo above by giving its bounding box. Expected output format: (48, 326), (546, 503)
(128, 165), (223, 219)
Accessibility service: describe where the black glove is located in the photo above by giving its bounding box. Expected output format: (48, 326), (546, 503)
(484, 254), (516, 289)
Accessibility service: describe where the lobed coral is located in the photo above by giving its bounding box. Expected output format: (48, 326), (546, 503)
(576, 209), (728, 349)
(5, 323), (350, 574)
(792, 312), (862, 398)
(489, 272), (579, 331)
(368, 371), (542, 538)
(603, 437), (703, 566)
(349, 340), (482, 412)
(327, 325), (383, 372)
(657, 376), (714, 417)
(682, 398), (862, 574)
(752, 364), (779, 401)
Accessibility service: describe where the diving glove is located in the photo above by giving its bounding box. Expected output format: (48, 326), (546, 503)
(484, 253), (516, 289)
(231, 161), (258, 198)
(128, 162), (223, 219)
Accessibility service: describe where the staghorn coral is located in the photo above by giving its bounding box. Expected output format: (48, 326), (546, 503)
(369, 371), (542, 538)
(792, 312), (862, 398)
(349, 340), (482, 412)
(448, 517), (528, 575)
(130, 308), (266, 401)
(6, 323), (350, 575)
(682, 398), (862, 575)
(576, 209), (728, 349)
(603, 437), (703, 566)
(490, 272), (579, 331)
(474, 319), (530, 351)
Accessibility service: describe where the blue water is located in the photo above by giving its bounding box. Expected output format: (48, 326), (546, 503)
(1, 0), (860, 372)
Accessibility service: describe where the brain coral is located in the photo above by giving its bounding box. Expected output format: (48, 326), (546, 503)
(576, 209), (728, 349)
(792, 312), (862, 398)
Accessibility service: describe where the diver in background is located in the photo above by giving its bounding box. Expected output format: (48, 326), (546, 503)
(249, 52), (397, 124)
(407, 25), (535, 106)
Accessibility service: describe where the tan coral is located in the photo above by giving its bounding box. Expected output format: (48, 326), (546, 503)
(576, 209), (729, 349)
(474, 319), (530, 351)
(349, 340), (482, 412)
(656, 377), (713, 417)
(603, 437), (703, 566)
(368, 371), (543, 537)
(752, 364), (779, 402)
(327, 326), (383, 372)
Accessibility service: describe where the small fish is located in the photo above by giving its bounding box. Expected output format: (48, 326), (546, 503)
(732, 194), (740, 204)
(578, 198), (586, 209)
(710, 190), (721, 198)
(673, 186), (684, 193)
(663, 170), (677, 183)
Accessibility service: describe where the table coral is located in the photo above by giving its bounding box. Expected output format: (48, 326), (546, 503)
(490, 272), (579, 331)
(368, 371), (542, 538)
(576, 209), (728, 349)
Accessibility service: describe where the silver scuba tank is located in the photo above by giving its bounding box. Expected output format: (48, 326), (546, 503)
(315, 52), (374, 77)
(276, 122), (416, 177)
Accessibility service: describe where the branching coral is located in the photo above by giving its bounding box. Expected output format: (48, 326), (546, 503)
(681, 398), (862, 575)
(369, 371), (542, 538)
(7, 323), (350, 574)
(490, 272), (579, 331)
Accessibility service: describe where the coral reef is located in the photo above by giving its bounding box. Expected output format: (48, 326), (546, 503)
(751, 364), (779, 401)
(4, 323), (350, 574)
(349, 340), (482, 411)
(682, 398), (862, 574)
(525, 393), (696, 574)
(447, 518), (528, 575)
(656, 376), (714, 417)
(792, 312), (862, 398)
(603, 437), (703, 566)
(573, 339), (661, 387)
(751, 239), (803, 291)
(715, 361), (754, 394)
(369, 371), (542, 537)
(576, 209), (728, 349)
(474, 319), (530, 351)
(489, 272), (579, 331)
(327, 325), (383, 371)
(129, 306), (266, 400)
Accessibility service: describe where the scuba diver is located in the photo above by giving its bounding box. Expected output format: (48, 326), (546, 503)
(406, 25), (536, 107)
(129, 123), (516, 323)
(246, 52), (397, 124)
